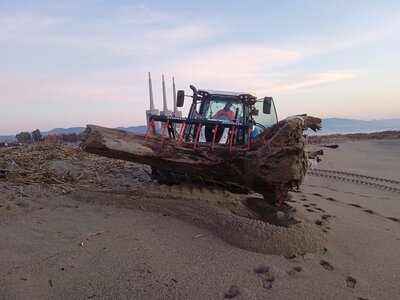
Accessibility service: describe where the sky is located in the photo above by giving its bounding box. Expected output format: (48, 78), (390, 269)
(1, 0), (400, 135)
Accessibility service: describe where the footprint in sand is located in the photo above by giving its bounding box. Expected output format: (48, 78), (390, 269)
(322, 225), (332, 233)
(262, 279), (273, 289)
(287, 266), (303, 276)
(292, 266), (302, 272)
(325, 197), (337, 202)
(254, 265), (269, 274)
(254, 266), (274, 289)
(312, 193), (323, 197)
(387, 217), (400, 222)
(320, 260), (334, 270)
(346, 276), (357, 288)
(224, 285), (240, 298)
(288, 266), (303, 275)
(350, 203), (362, 208)
(255, 266), (287, 290)
(364, 209), (375, 214)
(315, 220), (323, 226)
(306, 208), (316, 212)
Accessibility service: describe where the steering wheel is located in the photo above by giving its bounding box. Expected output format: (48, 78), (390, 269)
(255, 122), (267, 133)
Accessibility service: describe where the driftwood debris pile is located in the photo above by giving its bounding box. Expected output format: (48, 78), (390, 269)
(0, 145), (148, 193)
(81, 115), (322, 205)
(0, 145), (90, 188)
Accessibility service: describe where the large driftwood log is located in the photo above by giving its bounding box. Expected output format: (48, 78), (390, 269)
(80, 115), (321, 205)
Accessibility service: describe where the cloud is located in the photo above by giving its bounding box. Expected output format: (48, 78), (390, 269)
(154, 47), (358, 94)
(0, 8), (223, 56)
(0, 76), (141, 103)
(285, 12), (400, 56)
(156, 45), (302, 90)
(0, 13), (70, 40)
(265, 70), (359, 93)
(114, 5), (178, 24)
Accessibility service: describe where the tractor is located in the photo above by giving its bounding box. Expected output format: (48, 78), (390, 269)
(146, 85), (279, 185)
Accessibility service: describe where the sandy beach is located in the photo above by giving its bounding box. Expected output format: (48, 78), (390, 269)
(0, 138), (399, 300)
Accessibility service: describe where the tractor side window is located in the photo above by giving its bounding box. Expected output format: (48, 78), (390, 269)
(253, 99), (278, 128)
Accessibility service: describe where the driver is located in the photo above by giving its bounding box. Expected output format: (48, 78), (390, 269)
(212, 102), (235, 121)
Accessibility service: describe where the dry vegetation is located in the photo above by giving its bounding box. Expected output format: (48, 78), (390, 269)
(0, 144), (149, 188)
(0, 144), (150, 219)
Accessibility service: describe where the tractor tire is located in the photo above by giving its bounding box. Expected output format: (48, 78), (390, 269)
(151, 167), (250, 194)
(151, 167), (182, 185)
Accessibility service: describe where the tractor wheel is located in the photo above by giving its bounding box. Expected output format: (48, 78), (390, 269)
(151, 167), (182, 185)
(151, 167), (250, 194)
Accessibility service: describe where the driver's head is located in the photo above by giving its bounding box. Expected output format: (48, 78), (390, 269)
(224, 102), (233, 111)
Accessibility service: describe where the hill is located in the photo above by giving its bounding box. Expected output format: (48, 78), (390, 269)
(0, 135), (16, 142)
(0, 125), (148, 142)
(45, 127), (85, 135)
(116, 126), (148, 134)
(307, 118), (400, 135)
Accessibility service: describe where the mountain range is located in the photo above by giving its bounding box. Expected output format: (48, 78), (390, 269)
(0, 126), (147, 142)
(310, 118), (400, 135)
(1, 119), (400, 141)
(44, 126), (148, 135)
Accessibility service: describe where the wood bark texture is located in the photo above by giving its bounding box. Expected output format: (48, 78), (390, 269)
(80, 115), (322, 205)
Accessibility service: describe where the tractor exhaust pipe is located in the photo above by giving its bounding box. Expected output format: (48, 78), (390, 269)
(190, 85), (197, 104)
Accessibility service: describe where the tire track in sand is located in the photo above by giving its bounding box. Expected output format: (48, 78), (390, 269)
(308, 169), (400, 194)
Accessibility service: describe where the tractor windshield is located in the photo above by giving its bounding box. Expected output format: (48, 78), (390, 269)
(200, 97), (243, 122)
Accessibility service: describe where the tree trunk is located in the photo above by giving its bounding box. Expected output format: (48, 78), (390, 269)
(80, 115), (321, 205)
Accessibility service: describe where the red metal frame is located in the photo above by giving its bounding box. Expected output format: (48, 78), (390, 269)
(160, 119), (170, 146)
(145, 118), (155, 143)
(229, 126), (236, 152)
(211, 124), (219, 152)
(193, 123), (202, 149)
(177, 122), (186, 147)
(145, 116), (252, 152)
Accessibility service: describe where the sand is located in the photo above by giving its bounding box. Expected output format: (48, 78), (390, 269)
(0, 139), (399, 299)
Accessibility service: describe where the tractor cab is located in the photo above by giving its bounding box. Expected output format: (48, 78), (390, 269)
(176, 86), (278, 144)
